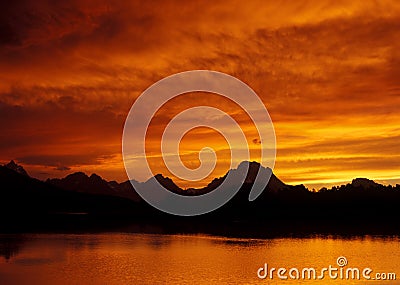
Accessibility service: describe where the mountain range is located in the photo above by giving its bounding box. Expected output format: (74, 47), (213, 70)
(1, 160), (399, 229)
(45, 161), (290, 198)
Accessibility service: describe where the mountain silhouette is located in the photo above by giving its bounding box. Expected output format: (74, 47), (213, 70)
(1, 160), (400, 230)
(140, 161), (288, 197)
(0, 162), (144, 223)
(5, 160), (29, 177)
(351, 178), (380, 189)
(47, 172), (141, 202)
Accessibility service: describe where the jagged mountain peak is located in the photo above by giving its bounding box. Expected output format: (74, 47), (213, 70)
(4, 160), (29, 177)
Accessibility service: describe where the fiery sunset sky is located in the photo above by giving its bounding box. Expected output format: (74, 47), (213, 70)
(1, 0), (399, 189)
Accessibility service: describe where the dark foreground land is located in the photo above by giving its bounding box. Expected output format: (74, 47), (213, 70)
(1, 162), (400, 236)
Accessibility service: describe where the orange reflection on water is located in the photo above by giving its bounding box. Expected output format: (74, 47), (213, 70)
(0, 233), (400, 285)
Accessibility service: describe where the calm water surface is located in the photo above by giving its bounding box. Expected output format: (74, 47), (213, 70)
(0, 233), (399, 284)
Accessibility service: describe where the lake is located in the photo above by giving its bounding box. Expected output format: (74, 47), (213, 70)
(0, 233), (399, 284)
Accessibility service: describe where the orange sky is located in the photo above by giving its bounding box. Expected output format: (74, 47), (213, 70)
(1, 0), (399, 189)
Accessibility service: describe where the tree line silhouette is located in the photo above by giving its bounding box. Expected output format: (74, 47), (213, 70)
(1, 161), (400, 234)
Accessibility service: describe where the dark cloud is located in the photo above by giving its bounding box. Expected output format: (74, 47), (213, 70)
(0, 99), (124, 172)
(17, 153), (116, 168)
(54, 165), (71, 171)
